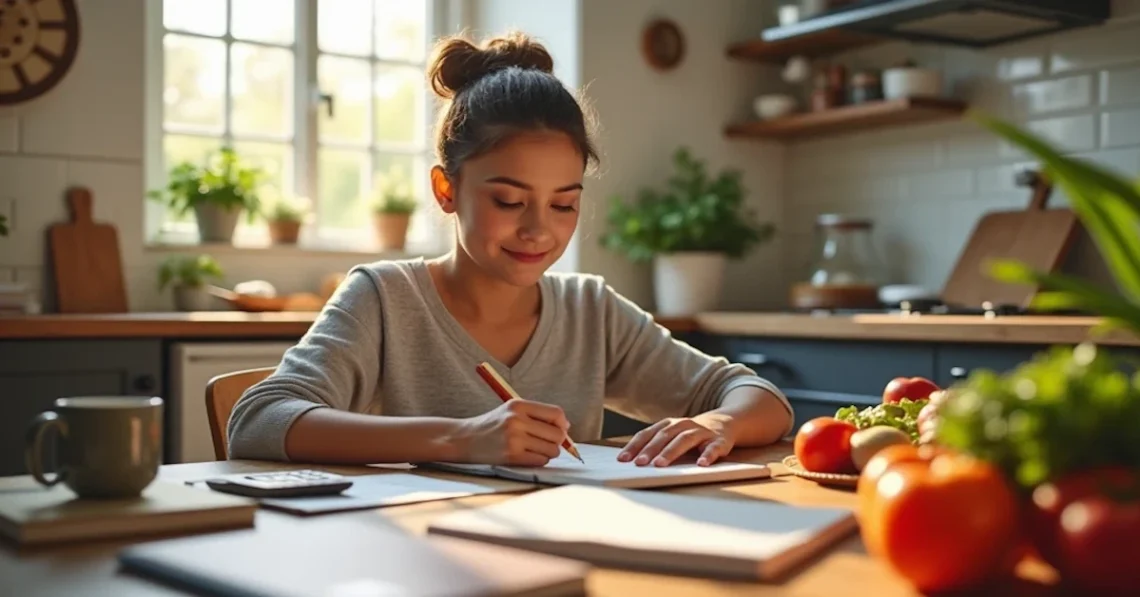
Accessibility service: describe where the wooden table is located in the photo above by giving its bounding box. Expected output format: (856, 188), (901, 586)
(0, 442), (1063, 596)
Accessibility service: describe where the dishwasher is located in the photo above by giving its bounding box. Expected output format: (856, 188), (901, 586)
(170, 342), (295, 463)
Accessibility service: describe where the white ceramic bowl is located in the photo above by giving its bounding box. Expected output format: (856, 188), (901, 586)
(753, 94), (797, 120)
(882, 67), (943, 99)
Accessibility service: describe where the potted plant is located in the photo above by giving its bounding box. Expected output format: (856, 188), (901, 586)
(263, 195), (310, 245)
(371, 179), (418, 251)
(148, 147), (263, 244)
(158, 254), (224, 311)
(601, 147), (775, 315)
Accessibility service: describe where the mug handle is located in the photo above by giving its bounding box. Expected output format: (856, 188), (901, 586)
(25, 411), (67, 487)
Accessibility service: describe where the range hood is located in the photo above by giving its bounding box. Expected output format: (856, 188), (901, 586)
(765, 0), (1111, 48)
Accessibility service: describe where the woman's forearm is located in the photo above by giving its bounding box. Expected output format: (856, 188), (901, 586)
(283, 408), (469, 464)
(695, 386), (792, 447)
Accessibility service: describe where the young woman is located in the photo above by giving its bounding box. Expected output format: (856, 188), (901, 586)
(227, 32), (793, 468)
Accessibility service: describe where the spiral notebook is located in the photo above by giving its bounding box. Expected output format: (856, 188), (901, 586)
(423, 443), (771, 489)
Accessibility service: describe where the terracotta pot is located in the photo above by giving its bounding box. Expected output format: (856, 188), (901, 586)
(373, 213), (411, 251)
(268, 219), (301, 244)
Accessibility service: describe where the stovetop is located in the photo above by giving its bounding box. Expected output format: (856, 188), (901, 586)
(789, 301), (1084, 317)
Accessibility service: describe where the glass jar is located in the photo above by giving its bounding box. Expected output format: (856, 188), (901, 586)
(790, 214), (885, 310)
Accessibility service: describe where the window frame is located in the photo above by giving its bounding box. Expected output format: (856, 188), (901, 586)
(143, 0), (462, 254)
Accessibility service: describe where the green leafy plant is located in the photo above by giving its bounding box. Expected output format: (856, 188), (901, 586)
(158, 255), (224, 292)
(601, 147), (775, 262)
(371, 170), (418, 215)
(148, 147), (264, 224)
(263, 195), (311, 223)
(975, 112), (1140, 337)
(0, 213), (8, 236)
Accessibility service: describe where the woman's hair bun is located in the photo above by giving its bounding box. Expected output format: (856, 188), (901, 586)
(428, 31), (554, 99)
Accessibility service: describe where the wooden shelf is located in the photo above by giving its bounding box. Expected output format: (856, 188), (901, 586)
(726, 29), (882, 63)
(724, 97), (968, 140)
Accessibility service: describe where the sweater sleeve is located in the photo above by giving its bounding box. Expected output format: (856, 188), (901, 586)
(226, 269), (383, 461)
(601, 285), (794, 435)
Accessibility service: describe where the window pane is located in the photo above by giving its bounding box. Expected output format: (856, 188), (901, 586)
(318, 56), (370, 144)
(232, 0), (295, 44)
(164, 0), (226, 36)
(231, 43), (294, 138)
(318, 0), (372, 56)
(164, 34), (226, 133)
(374, 64), (422, 146)
(231, 141), (293, 210)
(161, 135), (223, 224)
(318, 149), (369, 229)
(374, 0), (426, 62)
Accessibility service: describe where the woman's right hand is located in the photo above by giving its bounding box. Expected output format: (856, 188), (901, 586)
(456, 399), (570, 466)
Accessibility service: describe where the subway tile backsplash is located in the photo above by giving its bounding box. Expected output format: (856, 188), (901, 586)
(784, 16), (1140, 296)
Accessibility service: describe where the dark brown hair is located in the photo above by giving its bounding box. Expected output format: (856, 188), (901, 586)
(427, 31), (598, 179)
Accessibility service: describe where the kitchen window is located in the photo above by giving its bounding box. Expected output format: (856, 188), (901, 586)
(144, 0), (456, 253)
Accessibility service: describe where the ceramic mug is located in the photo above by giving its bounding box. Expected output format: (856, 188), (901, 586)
(25, 396), (164, 499)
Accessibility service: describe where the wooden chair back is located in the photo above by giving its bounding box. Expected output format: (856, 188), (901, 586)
(205, 367), (275, 460)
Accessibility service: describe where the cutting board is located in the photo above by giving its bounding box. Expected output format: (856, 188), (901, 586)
(941, 171), (1080, 310)
(48, 187), (129, 313)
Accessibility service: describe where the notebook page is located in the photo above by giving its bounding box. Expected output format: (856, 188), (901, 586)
(429, 485), (857, 567)
(494, 444), (770, 487)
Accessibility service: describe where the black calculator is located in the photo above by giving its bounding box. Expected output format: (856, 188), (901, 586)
(205, 470), (354, 498)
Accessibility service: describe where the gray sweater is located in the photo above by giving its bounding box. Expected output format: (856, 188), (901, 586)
(226, 258), (793, 461)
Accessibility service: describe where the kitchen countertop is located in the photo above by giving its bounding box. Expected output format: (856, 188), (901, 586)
(696, 312), (1140, 346)
(0, 311), (1136, 346)
(0, 312), (702, 339)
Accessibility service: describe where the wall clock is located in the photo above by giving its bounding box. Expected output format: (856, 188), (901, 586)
(641, 18), (684, 72)
(0, 0), (80, 106)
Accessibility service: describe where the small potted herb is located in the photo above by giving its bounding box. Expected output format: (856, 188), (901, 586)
(148, 147), (263, 244)
(263, 195), (310, 245)
(371, 179), (418, 251)
(601, 147), (775, 315)
(158, 254), (224, 311)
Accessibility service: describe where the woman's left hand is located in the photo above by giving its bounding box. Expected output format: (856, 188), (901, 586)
(617, 415), (735, 467)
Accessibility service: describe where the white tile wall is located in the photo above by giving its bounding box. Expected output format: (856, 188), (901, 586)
(0, 116), (17, 153)
(783, 15), (1140, 298)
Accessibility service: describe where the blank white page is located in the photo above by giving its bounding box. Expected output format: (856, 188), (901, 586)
(495, 444), (771, 488)
(429, 484), (856, 564)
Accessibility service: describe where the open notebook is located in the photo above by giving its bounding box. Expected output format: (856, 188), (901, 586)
(427, 485), (858, 581)
(424, 443), (771, 489)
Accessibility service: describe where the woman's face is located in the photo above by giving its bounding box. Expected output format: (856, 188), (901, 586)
(432, 130), (584, 287)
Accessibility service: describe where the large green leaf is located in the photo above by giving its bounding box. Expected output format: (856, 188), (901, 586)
(990, 259), (1140, 336)
(972, 112), (1140, 303)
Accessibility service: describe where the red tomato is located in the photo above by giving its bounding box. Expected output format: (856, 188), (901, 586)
(793, 417), (857, 474)
(882, 376), (940, 404)
(1029, 467), (1138, 569)
(869, 451), (1020, 594)
(1057, 494), (1140, 595)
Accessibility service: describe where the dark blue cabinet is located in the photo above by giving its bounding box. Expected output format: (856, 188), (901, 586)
(0, 340), (164, 477)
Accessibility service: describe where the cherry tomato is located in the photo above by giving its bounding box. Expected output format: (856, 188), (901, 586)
(793, 417), (856, 474)
(882, 376), (940, 404)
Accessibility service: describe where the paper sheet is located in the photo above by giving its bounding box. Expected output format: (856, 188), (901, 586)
(191, 473), (500, 515)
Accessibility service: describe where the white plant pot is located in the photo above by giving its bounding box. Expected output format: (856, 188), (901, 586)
(653, 252), (727, 316)
(173, 285), (216, 312)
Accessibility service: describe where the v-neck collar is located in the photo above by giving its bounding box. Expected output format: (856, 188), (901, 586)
(410, 258), (557, 379)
